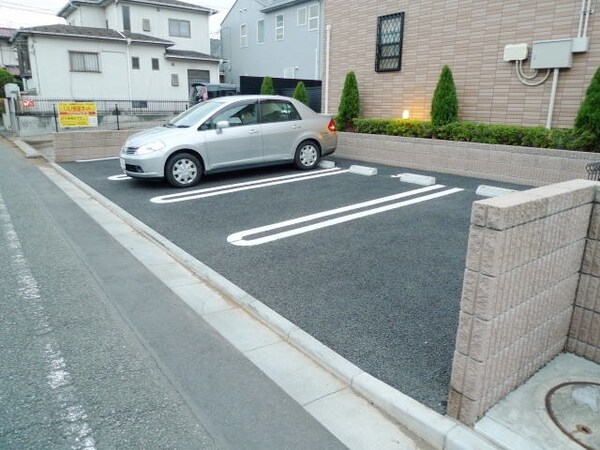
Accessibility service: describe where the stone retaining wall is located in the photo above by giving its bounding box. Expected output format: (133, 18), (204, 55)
(337, 132), (598, 187)
(448, 179), (600, 426)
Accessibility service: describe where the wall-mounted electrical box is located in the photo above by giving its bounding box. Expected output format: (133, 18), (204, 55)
(530, 39), (573, 69)
(503, 43), (528, 61)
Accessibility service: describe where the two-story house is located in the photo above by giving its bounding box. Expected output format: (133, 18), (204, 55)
(220, 0), (323, 85)
(12, 0), (221, 101)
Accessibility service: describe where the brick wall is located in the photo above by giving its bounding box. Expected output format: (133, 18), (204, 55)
(324, 0), (600, 128)
(337, 132), (598, 186)
(448, 179), (600, 425)
(53, 130), (137, 162)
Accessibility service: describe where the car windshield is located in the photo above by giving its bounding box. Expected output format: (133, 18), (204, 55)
(167, 100), (225, 128)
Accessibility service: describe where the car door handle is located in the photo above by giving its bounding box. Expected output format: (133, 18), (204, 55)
(292, 125), (302, 129)
(248, 128), (259, 134)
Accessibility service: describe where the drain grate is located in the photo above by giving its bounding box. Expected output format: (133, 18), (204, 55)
(546, 381), (600, 450)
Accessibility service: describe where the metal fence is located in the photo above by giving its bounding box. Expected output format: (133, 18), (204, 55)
(587, 161), (600, 181)
(16, 97), (190, 131)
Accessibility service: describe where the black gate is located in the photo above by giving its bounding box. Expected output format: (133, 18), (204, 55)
(239, 76), (322, 112)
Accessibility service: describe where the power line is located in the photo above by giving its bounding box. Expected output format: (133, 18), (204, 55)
(0, 1), (58, 15)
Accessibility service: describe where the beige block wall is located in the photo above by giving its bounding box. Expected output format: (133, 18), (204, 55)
(337, 132), (598, 186)
(568, 200), (600, 361)
(53, 130), (138, 162)
(448, 179), (600, 426)
(325, 0), (600, 128)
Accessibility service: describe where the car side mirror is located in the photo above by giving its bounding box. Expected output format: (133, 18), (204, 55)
(216, 120), (230, 133)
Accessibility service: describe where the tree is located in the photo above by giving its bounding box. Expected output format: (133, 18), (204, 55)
(293, 81), (308, 105)
(574, 67), (600, 144)
(0, 68), (17, 98)
(431, 65), (458, 128)
(260, 76), (275, 95)
(337, 71), (359, 131)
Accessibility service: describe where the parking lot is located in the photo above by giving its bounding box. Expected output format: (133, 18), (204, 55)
(61, 156), (525, 413)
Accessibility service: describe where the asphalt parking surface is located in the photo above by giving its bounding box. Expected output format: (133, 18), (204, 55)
(60, 156), (526, 413)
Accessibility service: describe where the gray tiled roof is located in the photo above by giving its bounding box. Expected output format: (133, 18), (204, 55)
(165, 49), (219, 61)
(260, 0), (314, 13)
(13, 24), (174, 46)
(58, 0), (214, 17)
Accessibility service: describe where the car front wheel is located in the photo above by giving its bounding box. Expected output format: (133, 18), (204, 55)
(294, 140), (320, 170)
(165, 153), (202, 188)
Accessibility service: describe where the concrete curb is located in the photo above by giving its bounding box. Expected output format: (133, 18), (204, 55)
(13, 139), (42, 159)
(48, 161), (500, 450)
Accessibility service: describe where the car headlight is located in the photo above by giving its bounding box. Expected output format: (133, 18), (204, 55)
(136, 140), (165, 155)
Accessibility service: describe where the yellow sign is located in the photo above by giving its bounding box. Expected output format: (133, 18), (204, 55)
(57, 102), (98, 128)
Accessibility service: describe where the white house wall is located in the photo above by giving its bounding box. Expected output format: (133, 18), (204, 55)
(65, 5), (107, 28)
(113, 3), (210, 54)
(221, 0), (322, 85)
(29, 36), (217, 100)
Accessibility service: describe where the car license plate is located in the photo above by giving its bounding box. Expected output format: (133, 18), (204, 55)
(120, 158), (125, 170)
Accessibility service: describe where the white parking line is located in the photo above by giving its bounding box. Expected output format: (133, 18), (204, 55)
(228, 186), (464, 246)
(150, 168), (348, 204)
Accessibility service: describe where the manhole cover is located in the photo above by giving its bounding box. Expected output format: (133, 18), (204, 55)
(546, 382), (600, 450)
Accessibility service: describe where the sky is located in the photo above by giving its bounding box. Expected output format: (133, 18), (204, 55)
(0, 0), (236, 37)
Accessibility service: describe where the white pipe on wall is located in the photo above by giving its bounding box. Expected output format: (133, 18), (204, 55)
(324, 24), (331, 114)
(546, 68), (560, 129)
(578, 0), (586, 37)
(583, 0), (593, 38)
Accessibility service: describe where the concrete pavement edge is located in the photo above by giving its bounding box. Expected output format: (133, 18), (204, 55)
(45, 159), (500, 450)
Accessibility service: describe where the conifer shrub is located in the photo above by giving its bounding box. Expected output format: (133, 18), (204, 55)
(292, 81), (308, 105)
(260, 76), (275, 95)
(574, 67), (600, 147)
(336, 71), (359, 131)
(430, 65), (458, 128)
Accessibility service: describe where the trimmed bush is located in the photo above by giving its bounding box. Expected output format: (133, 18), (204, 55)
(574, 67), (600, 146)
(260, 76), (275, 95)
(431, 65), (458, 128)
(353, 118), (598, 152)
(292, 81), (308, 105)
(336, 71), (359, 131)
(354, 118), (433, 138)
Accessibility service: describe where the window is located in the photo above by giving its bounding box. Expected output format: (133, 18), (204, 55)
(375, 12), (404, 72)
(142, 18), (151, 32)
(132, 101), (148, 108)
(257, 19), (265, 44)
(131, 56), (140, 69)
(122, 5), (131, 31)
(69, 51), (100, 72)
(240, 23), (248, 48)
(169, 19), (191, 38)
(259, 100), (300, 123)
(208, 102), (257, 128)
(308, 4), (319, 31)
(171, 74), (179, 86)
(152, 58), (159, 70)
(276, 14), (284, 41)
(297, 7), (306, 26)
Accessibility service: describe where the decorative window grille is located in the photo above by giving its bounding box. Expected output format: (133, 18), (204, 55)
(276, 14), (284, 41)
(240, 23), (248, 47)
(375, 12), (404, 72)
(69, 52), (100, 72)
(308, 4), (319, 31)
(297, 7), (306, 26)
(257, 19), (265, 44)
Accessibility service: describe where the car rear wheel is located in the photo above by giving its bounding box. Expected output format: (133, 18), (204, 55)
(165, 153), (202, 188)
(294, 140), (320, 170)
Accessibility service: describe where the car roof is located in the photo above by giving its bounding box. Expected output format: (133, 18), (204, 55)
(215, 95), (296, 103)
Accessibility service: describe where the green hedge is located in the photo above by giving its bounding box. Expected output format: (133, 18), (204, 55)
(351, 118), (599, 152)
(353, 118), (433, 138)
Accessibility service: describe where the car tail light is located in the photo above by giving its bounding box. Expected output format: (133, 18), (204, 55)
(328, 119), (336, 132)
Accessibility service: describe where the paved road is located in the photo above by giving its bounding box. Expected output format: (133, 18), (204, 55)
(60, 155), (526, 413)
(0, 140), (347, 449)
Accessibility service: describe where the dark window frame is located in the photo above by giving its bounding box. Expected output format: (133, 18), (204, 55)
(131, 56), (140, 69)
(151, 58), (159, 70)
(122, 5), (131, 32)
(375, 12), (404, 73)
(169, 18), (191, 38)
(142, 18), (151, 32)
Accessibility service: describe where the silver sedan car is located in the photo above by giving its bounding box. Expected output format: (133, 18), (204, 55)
(120, 95), (337, 187)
